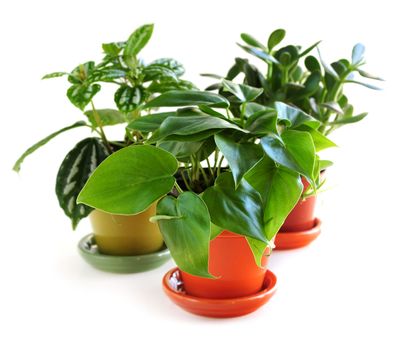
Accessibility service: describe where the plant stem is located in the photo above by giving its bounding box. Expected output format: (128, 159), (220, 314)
(217, 156), (225, 177)
(90, 100), (113, 153)
(174, 181), (184, 194)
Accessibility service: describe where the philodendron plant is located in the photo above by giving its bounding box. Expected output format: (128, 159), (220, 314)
(206, 29), (382, 136)
(77, 80), (335, 277)
(13, 24), (195, 228)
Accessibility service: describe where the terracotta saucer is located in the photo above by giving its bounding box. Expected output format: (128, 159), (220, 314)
(162, 268), (277, 318)
(274, 218), (321, 250)
(78, 234), (171, 273)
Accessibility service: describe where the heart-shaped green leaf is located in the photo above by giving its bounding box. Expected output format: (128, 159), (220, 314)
(274, 101), (320, 129)
(202, 172), (268, 243)
(154, 192), (213, 278)
(77, 145), (178, 214)
(222, 79), (263, 102)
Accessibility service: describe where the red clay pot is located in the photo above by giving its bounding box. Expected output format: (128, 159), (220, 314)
(181, 231), (269, 299)
(281, 172), (324, 232)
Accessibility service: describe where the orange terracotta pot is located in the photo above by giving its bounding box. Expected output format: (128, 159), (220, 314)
(181, 231), (269, 299)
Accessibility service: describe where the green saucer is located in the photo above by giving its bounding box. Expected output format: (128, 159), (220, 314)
(78, 234), (171, 273)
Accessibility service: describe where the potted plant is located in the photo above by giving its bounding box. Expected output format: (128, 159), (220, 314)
(13, 24), (195, 271)
(204, 29), (382, 248)
(76, 79), (333, 316)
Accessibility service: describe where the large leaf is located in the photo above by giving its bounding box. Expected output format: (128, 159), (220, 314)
(297, 125), (337, 151)
(202, 172), (268, 243)
(244, 156), (303, 238)
(261, 130), (316, 183)
(114, 85), (142, 112)
(274, 101), (320, 129)
(67, 83), (101, 110)
(143, 65), (179, 82)
(148, 79), (196, 93)
(13, 121), (87, 172)
(150, 115), (245, 142)
(158, 141), (204, 160)
(84, 109), (126, 129)
(55, 138), (110, 229)
(245, 109), (278, 134)
(154, 192), (212, 278)
(124, 24), (154, 58)
(222, 79), (263, 102)
(144, 90), (230, 109)
(214, 133), (263, 187)
(77, 145), (178, 214)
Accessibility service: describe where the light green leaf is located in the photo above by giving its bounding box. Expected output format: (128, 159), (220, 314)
(267, 29), (286, 51)
(238, 44), (280, 64)
(274, 101), (320, 129)
(127, 112), (173, 133)
(222, 79), (263, 102)
(67, 83), (101, 110)
(77, 145), (178, 214)
(297, 125), (337, 151)
(84, 109), (126, 129)
(149, 58), (185, 76)
(156, 192), (213, 278)
(240, 33), (266, 50)
(124, 24), (154, 58)
(13, 121), (87, 172)
(42, 72), (67, 79)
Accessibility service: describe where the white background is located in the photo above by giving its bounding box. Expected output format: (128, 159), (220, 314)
(1, 0), (404, 349)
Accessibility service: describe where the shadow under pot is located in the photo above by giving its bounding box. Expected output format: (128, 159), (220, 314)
(180, 231), (270, 299)
(89, 202), (164, 256)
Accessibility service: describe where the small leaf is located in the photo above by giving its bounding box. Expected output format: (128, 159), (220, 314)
(156, 192), (213, 278)
(102, 42), (125, 56)
(84, 109), (126, 129)
(352, 43), (365, 65)
(55, 138), (109, 229)
(148, 78), (196, 93)
(321, 101), (344, 115)
(274, 101), (320, 129)
(68, 61), (96, 84)
(319, 159), (333, 170)
(317, 48), (339, 79)
(237, 44), (280, 64)
(13, 121), (87, 172)
(143, 65), (179, 82)
(77, 145), (178, 214)
(299, 40), (321, 57)
(297, 125), (337, 151)
(42, 72), (67, 79)
(240, 33), (266, 50)
(124, 24), (154, 58)
(114, 85), (142, 112)
(144, 90), (230, 109)
(202, 172), (268, 243)
(267, 29), (286, 51)
(67, 83), (101, 110)
(345, 79), (382, 90)
(327, 112), (368, 125)
(222, 79), (263, 102)
(148, 58), (185, 76)
(357, 69), (384, 81)
(304, 55), (321, 72)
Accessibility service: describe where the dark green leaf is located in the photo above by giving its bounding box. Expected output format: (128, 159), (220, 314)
(215, 133), (263, 187)
(114, 85), (142, 112)
(90, 68), (126, 82)
(148, 79), (196, 93)
(143, 65), (179, 82)
(246, 237), (269, 267)
(327, 112), (368, 125)
(13, 121), (87, 172)
(67, 83), (101, 110)
(202, 172), (268, 243)
(155, 192), (213, 278)
(144, 90), (230, 109)
(158, 141), (204, 160)
(299, 41), (321, 57)
(304, 55), (321, 72)
(149, 58), (185, 76)
(245, 109), (278, 134)
(222, 79), (263, 102)
(68, 61), (96, 84)
(56, 138), (109, 229)
(127, 112), (173, 133)
(267, 29), (286, 51)
(77, 145), (178, 214)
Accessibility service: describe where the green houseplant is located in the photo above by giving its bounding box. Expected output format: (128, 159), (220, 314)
(76, 78), (334, 308)
(203, 29), (382, 247)
(13, 24), (195, 265)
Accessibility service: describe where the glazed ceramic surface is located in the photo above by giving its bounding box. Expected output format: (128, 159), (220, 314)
(78, 234), (171, 273)
(181, 231), (270, 299)
(163, 268), (277, 318)
(90, 202), (163, 256)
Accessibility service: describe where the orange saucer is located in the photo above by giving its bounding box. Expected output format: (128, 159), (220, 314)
(275, 218), (321, 250)
(162, 268), (277, 318)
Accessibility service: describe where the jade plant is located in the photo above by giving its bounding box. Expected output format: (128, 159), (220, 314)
(77, 81), (335, 277)
(205, 29), (382, 136)
(13, 24), (195, 228)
